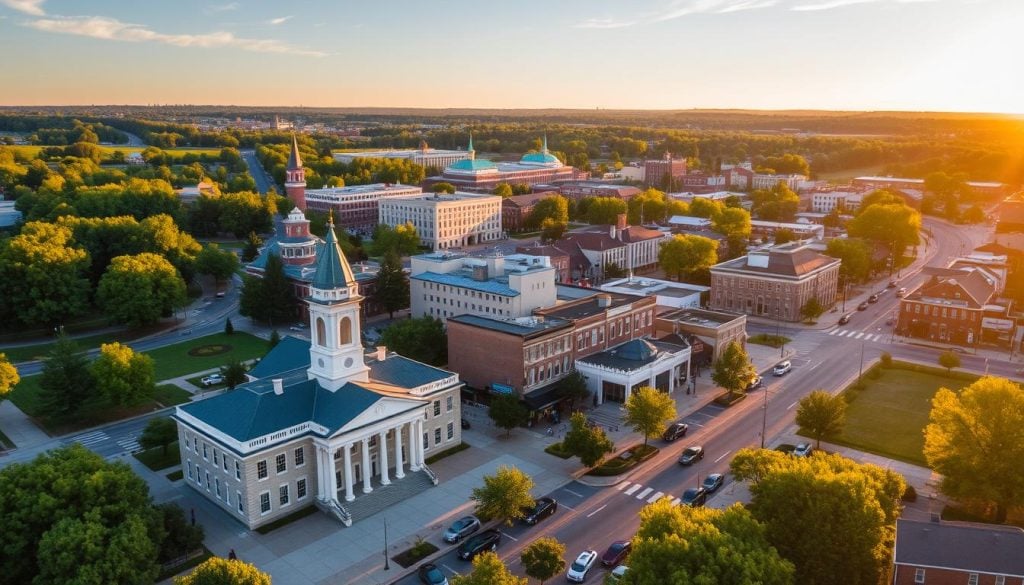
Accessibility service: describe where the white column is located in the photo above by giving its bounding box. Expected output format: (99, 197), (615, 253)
(669, 367), (676, 395)
(409, 420), (421, 471)
(378, 430), (391, 485)
(315, 446), (326, 499)
(361, 438), (373, 494)
(342, 443), (355, 502)
(415, 419), (426, 469)
(393, 423), (405, 479)
(328, 447), (338, 500)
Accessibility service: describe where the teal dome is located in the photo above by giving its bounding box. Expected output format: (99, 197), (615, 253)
(448, 158), (497, 171)
(520, 151), (561, 165)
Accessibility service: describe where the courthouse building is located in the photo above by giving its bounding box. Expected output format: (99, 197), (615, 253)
(378, 191), (503, 251)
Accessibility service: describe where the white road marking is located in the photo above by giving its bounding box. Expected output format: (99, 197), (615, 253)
(71, 431), (110, 446)
(616, 481), (631, 491)
(854, 332), (865, 339)
(624, 483), (641, 495)
(117, 438), (142, 452)
(714, 450), (732, 463)
(787, 400), (798, 410)
(836, 330), (849, 337)
(442, 564), (460, 575)
(828, 329), (839, 336)
(636, 487), (654, 500)
(564, 488), (584, 497)
(560, 503), (576, 511)
(670, 498), (681, 506)
(647, 491), (664, 503)
(587, 504), (607, 518)
(500, 531), (518, 542)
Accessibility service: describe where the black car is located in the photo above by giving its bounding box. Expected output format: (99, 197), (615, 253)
(460, 418), (471, 430)
(857, 301), (870, 311)
(868, 293), (880, 303)
(887, 280), (898, 288)
(680, 487), (707, 508)
(702, 473), (725, 493)
(662, 422), (689, 442)
(522, 497), (557, 525)
(679, 446), (704, 465)
(745, 375), (764, 392)
(838, 313), (852, 325)
(458, 529), (501, 560)
(418, 563), (449, 585)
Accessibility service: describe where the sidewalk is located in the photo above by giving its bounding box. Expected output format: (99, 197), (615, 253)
(0, 399), (51, 449)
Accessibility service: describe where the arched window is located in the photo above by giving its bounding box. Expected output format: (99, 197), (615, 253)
(339, 317), (352, 345)
(316, 317), (327, 347)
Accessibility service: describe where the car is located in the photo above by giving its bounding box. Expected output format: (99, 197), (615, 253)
(702, 473), (725, 493)
(201, 374), (224, 387)
(292, 322), (307, 329)
(896, 287), (908, 297)
(793, 443), (814, 457)
(772, 361), (792, 376)
(680, 487), (707, 508)
(608, 565), (630, 583)
(601, 540), (632, 567)
(457, 529), (501, 560)
(745, 375), (764, 392)
(887, 280), (898, 288)
(679, 446), (704, 465)
(289, 325), (305, 332)
(838, 313), (852, 325)
(521, 497), (557, 525)
(868, 293), (880, 303)
(442, 515), (480, 543)
(417, 563), (449, 585)
(857, 301), (870, 311)
(215, 291), (226, 298)
(566, 550), (598, 582)
(460, 418), (471, 430)
(662, 422), (689, 442)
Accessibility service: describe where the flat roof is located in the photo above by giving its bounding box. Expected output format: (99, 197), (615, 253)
(658, 307), (745, 328)
(447, 314), (573, 337)
(412, 271), (519, 297)
(536, 290), (649, 321)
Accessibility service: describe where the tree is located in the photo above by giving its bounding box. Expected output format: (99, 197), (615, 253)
(750, 182), (800, 222)
(758, 153), (809, 175)
(562, 411), (615, 467)
(492, 183), (513, 198)
(0, 353), (19, 400)
(453, 551), (527, 585)
(657, 234), (719, 282)
(527, 195), (569, 230)
(379, 316), (447, 365)
(488, 394), (529, 438)
(688, 197), (723, 219)
(539, 218), (567, 243)
(795, 390), (846, 449)
(799, 297), (825, 322)
(623, 386), (677, 446)
(90, 342), (156, 406)
(241, 231), (263, 263)
(268, 330), (281, 348)
(603, 261), (627, 279)
(774, 227), (797, 245)
(239, 254), (296, 326)
(847, 203), (921, 269)
(374, 250), (409, 318)
(140, 417), (179, 455)
(520, 537), (566, 585)
(961, 205), (986, 224)
(938, 350), (961, 372)
(924, 376), (1024, 522)
(432, 182), (456, 194)
(173, 558), (271, 585)
(38, 334), (95, 419)
(0, 445), (163, 585)
(712, 206), (752, 241)
(470, 465), (535, 526)
(584, 197), (627, 224)
(195, 243), (240, 285)
(711, 341), (757, 399)
(225, 318), (235, 335)
(825, 237), (872, 285)
(98, 253), (187, 327)
(556, 370), (589, 410)
(156, 503), (204, 564)
(221, 360), (248, 389)
(628, 499), (795, 585)
(0, 221), (90, 327)
(370, 222), (420, 257)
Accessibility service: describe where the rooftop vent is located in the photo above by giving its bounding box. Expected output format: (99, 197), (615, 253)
(376, 346), (387, 361)
(272, 378), (284, 395)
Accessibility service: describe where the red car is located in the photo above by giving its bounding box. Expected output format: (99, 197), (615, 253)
(601, 540), (632, 567)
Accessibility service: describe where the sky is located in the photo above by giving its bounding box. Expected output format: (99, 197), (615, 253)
(0, 0), (1022, 113)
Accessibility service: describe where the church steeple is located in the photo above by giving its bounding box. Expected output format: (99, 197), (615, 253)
(542, 133), (548, 153)
(285, 134), (307, 211)
(466, 132), (475, 160)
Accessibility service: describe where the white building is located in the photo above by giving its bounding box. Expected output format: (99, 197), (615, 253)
(600, 276), (709, 310)
(0, 200), (23, 227)
(668, 215), (713, 230)
(333, 142), (471, 169)
(750, 220), (824, 241)
(557, 216), (671, 280)
(576, 338), (691, 405)
(751, 173), (807, 191)
(304, 183), (423, 232)
(378, 191), (503, 251)
(410, 252), (557, 323)
(811, 190), (866, 213)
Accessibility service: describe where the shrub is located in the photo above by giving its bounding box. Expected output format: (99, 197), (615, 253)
(714, 392), (747, 407)
(880, 352), (893, 367)
(902, 484), (918, 502)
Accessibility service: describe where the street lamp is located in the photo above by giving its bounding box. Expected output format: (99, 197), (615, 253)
(760, 383), (768, 449)
(383, 517), (390, 570)
(858, 341), (866, 383)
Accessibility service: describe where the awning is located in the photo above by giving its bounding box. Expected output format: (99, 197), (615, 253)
(490, 383), (515, 396)
(523, 382), (563, 411)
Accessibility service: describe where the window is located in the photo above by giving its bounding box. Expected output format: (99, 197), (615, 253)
(237, 492), (244, 514)
(213, 450), (219, 466)
(260, 492), (271, 514)
(423, 432), (429, 451)
(297, 478), (307, 500)
(316, 317), (327, 347)
(913, 568), (925, 584)
(222, 455), (228, 473)
(257, 460), (268, 480)
(187, 460), (193, 480)
(995, 577), (1005, 585)
(433, 400), (441, 416)
(339, 316), (352, 345)
(294, 447), (305, 467)
(235, 461), (241, 480)
(193, 438), (198, 454)
(276, 454), (287, 474)
(215, 478), (221, 498)
(446, 396), (453, 412)
(967, 575), (978, 585)
(434, 428), (442, 445)
(447, 422), (454, 440)
(205, 472), (211, 491)
(279, 484), (290, 506)
(202, 443), (208, 460)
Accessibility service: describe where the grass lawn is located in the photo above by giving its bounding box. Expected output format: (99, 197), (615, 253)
(827, 364), (978, 466)
(185, 374), (224, 390)
(147, 332), (267, 380)
(510, 231), (541, 239)
(0, 145), (220, 161)
(153, 384), (193, 407)
(816, 164), (887, 182)
(748, 334), (791, 348)
(134, 441), (182, 471)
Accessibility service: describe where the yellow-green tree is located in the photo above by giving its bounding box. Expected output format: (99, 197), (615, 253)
(454, 551), (526, 585)
(90, 342), (156, 406)
(174, 557), (271, 585)
(471, 465), (535, 526)
(97, 252), (187, 327)
(0, 352), (19, 400)
(520, 537), (566, 585)
(657, 234), (719, 282)
(795, 390), (846, 448)
(623, 386), (677, 446)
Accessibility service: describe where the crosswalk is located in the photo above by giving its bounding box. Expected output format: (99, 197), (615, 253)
(617, 480), (681, 506)
(827, 329), (887, 342)
(68, 430), (142, 454)
(118, 437), (142, 453)
(71, 430), (110, 447)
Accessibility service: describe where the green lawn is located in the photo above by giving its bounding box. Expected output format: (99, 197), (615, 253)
(1, 145), (223, 162)
(828, 365), (978, 466)
(133, 441), (182, 471)
(153, 384), (193, 407)
(147, 332), (267, 380)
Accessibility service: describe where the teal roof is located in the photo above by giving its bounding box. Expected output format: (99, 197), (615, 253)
(448, 158), (497, 171)
(520, 150), (561, 165)
(248, 336), (310, 379)
(311, 221), (356, 291)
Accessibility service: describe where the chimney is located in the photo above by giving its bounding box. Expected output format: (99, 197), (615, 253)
(609, 225), (617, 240)
(376, 346), (387, 361)
(472, 265), (488, 281)
(272, 379), (284, 395)
(597, 293), (612, 308)
(616, 213), (627, 231)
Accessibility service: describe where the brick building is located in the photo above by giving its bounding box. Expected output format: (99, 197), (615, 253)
(502, 192), (554, 232)
(644, 152), (687, 189)
(516, 242), (571, 283)
(304, 183), (423, 234)
(896, 267), (1001, 345)
(556, 216), (670, 281)
(893, 519), (1024, 585)
(553, 182), (642, 201)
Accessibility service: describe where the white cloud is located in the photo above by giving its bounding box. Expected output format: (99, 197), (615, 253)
(208, 2), (239, 12)
(791, 0), (876, 10)
(574, 16), (636, 29)
(26, 15), (326, 57)
(269, 15), (293, 25)
(1, 0), (45, 15)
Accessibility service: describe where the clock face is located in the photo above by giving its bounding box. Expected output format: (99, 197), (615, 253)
(344, 357), (354, 368)
(318, 358), (325, 367)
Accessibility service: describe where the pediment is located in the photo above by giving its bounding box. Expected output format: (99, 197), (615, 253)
(330, 396), (423, 438)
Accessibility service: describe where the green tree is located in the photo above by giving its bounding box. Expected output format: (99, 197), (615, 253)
(90, 342), (156, 406)
(268, 330), (281, 349)
(562, 411), (615, 467)
(774, 227), (797, 245)
(711, 341), (757, 400)
(750, 182), (800, 222)
(526, 195), (569, 230)
(225, 318), (235, 335)
(628, 499), (795, 585)
(173, 558), (271, 585)
(239, 254), (297, 326)
(98, 253), (187, 327)
(370, 222), (420, 257)
(712, 206), (752, 240)
(938, 350), (961, 372)
(539, 218), (567, 243)
(374, 250), (409, 318)
(470, 465), (535, 526)
(0, 352), (19, 400)
(556, 370), (589, 410)
(925, 376), (1024, 522)
(488, 394), (529, 438)
(603, 261), (628, 279)
(585, 196), (627, 224)
(800, 297), (825, 322)
(196, 243), (240, 285)
(657, 234), (719, 282)
(795, 390), (846, 449)
(825, 237), (873, 285)
(454, 551), (527, 585)
(221, 360), (248, 389)
(847, 203), (921, 270)
(241, 232), (263, 263)
(688, 197), (723, 219)
(520, 537), (566, 585)
(432, 182), (457, 194)
(623, 386), (677, 446)
(0, 221), (90, 327)
(38, 334), (95, 419)
(379, 316), (447, 365)
(155, 503), (205, 564)
(758, 153), (810, 175)
(492, 183), (513, 198)
(140, 417), (179, 455)
(961, 205), (986, 224)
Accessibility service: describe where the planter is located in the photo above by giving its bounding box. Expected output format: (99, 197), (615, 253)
(714, 392), (747, 407)
(587, 444), (659, 477)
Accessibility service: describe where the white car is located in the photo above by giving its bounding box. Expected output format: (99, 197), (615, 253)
(567, 550), (598, 583)
(608, 565), (630, 583)
(773, 361), (792, 376)
(201, 374), (224, 387)
(794, 443), (814, 457)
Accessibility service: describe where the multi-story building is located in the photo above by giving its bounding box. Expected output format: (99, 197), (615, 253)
(655, 307), (747, 366)
(811, 188), (867, 213)
(576, 337), (691, 404)
(893, 519), (1024, 585)
(600, 276), (709, 310)
(423, 136), (584, 193)
(175, 219), (462, 530)
(378, 191), (502, 251)
(552, 182), (642, 201)
(516, 242), (572, 283)
(678, 172), (728, 192)
(410, 252), (557, 322)
(644, 152), (687, 189)
(709, 242), (841, 322)
(854, 175), (1007, 199)
(304, 183), (423, 233)
(723, 164), (807, 192)
(333, 141), (471, 169)
(556, 215), (670, 280)
(534, 290), (658, 361)
(749, 220), (825, 242)
(502, 192), (554, 232)
(896, 267), (1003, 345)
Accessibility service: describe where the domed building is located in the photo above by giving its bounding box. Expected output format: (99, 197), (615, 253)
(424, 134), (585, 193)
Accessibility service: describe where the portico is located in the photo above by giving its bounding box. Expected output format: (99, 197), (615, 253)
(576, 337), (691, 405)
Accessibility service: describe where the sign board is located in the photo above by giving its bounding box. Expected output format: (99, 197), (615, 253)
(490, 383), (515, 396)
(982, 317), (1015, 331)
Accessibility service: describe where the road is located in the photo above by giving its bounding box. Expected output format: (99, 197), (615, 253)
(242, 149), (275, 195)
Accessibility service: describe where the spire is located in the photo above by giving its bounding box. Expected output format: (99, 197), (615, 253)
(542, 133), (548, 153)
(467, 132), (475, 160)
(287, 133), (302, 170)
(311, 214), (356, 291)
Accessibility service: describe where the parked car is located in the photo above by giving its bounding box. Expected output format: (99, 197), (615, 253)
(662, 422), (689, 442)
(679, 446), (704, 465)
(772, 361), (792, 376)
(460, 418), (471, 430)
(417, 563), (449, 585)
(896, 287), (908, 297)
(887, 280), (898, 288)
(868, 293), (880, 303)
(702, 473), (725, 493)
(680, 487), (707, 508)
(608, 565), (630, 583)
(794, 443), (814, 457)
(601, 540), (632, 567)
(857, 301), (870, 311)
(442, 515), (480, 543)
(838, 313), (852, 325)
(457, 529), (501, 560)
(745, 375), (764, 391)
(521, 497), (557, 525)
(215, 291), (226, 298)
(566, 550), (598, 583)
(201, 374), (224, 387)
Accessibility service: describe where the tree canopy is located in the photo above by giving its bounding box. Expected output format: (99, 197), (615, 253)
(90, 342), (156, 406)
(526, 195), (569, 230)
(471, 465), (535, 526)
(97, 252), (187, 327)
(379, 316), (447, 366)
(374, 250), (410, 318)
(938, 350), (961, 372)
(847, 202), (921, 262)
(173, 558), (272, 585)
(520, 537), (566, 585)
(0, 352), (19, 400)
(658, 234), (719, 282)
(795, 390), (846, 448)
(750, 182), (800, 222)
(369, 222), (420, 257)
(195, 243), (240, 284)
(711, 341), (757, 398)
(38, 334), (95, 419)
(825, 237), (873, 285)
(488, 394), (529, 438)
(623, 386), (678, 446)
(562, 411), (615, 467)
(239, 253), (297, 326)
(140, 417), (179, 455)
(453, 551), (527, 585)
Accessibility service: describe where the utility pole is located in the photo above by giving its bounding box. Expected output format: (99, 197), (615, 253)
(760, 384), (768, 449)
(858, 341), (866, 382)
(383, 517), (390, 570)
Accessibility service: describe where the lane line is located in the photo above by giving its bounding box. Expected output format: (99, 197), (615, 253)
(647, 491), (664, 503)
(442, 564), (460, 576)
(623, 484), (641, 496)
(564, 489), (584, 497)
(636, 487), (653, 500)
(714, 450), (732, 463)
(560, 503), (576, 511)
(787, 400), (798, 410)
(500, 531), (519, 542)
(587, 504), (607, 518)
(671, 498), (681, 506)
(616, 481), (631, 491)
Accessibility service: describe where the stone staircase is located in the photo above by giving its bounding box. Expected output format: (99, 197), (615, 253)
(342, 470), (435, 524)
